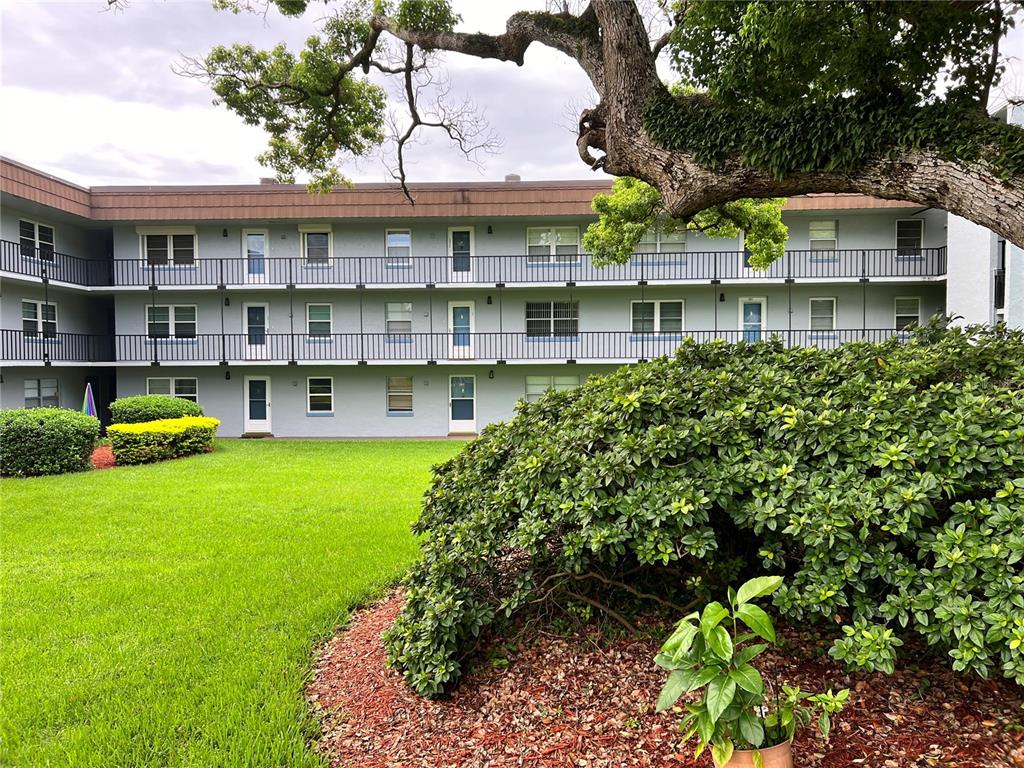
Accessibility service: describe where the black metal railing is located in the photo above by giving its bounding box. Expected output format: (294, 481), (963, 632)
(0, 239), (948, 288)
(104, 329), (906, 364)
(0, 240), (111, 286)
(0, 329), (114, 363)
(1, 328), (913, 364)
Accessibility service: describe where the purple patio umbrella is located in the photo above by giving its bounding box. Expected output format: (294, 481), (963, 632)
(82, 382), (97, 418)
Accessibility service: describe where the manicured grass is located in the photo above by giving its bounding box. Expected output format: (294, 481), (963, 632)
(1, 439), (463, 768)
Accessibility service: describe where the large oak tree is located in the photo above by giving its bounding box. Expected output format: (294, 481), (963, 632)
(188, 0), (1024, 252)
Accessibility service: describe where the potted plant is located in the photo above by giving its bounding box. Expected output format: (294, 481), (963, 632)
(655, 576), (849, 767)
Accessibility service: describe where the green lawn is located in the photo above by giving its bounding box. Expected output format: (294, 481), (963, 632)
(1, 439), (463, 768)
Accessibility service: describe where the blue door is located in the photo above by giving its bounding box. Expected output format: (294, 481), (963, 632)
(245, 231), (266, 282)
(742, 300), (764, 343)
(449, 375), (476, 432)
(450, 228), (472, 276)
(449, 301), (474, 358)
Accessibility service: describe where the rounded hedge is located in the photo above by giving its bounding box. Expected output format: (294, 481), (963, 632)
(384, 325), (1024, 696)
(108, 416), (220, 465)
(109, 395), (203, 424)
(0, 408), (100, 477)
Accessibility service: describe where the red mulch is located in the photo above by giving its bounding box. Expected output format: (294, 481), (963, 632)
(91, 445), (115, 470)
(308, 592), (1024, 768)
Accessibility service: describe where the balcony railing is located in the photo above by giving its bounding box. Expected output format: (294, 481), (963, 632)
(0, 329), (114, 363)
(2, 329), (910, 364)
(0, 239), (948, 288)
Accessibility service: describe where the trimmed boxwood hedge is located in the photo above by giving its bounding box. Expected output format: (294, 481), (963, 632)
(109, 395), (203, 424)
(0, 408), (100, 477)
(384, 324), (1024, 696)
(107, 416), (220, 465)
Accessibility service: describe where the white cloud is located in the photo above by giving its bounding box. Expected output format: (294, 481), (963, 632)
(0, 0), (599, 185)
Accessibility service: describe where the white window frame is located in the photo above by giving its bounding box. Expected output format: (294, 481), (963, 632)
(305, 303), (333, 337)
(894, 296), (921, 330)
(809, 297), (837, 332)
(526, 226), (580, 264)
(386, 376), (414, 415)
(635, 227), (687, 256)
(19, 218), (55, 260)
(385, 301), (413, 335)
(298, 224), (333, 265)
(21, 299), (58, 337)
(524, 375), (580, 403)
(630, 299), (685, 334)
(24, 377), (59, 408)
(136, 225), (198, 266)
(895, 219), (924, 257)
(385, 228), (413, 267)
(145, 304), (197, 339)
(525, 300), (580, 338)
(809, 220), (838, 252)
(146, 376), (199, 402)
(306, 376), (334, 413)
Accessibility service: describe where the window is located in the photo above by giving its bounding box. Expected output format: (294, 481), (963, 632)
(24, 378), (58, 408)
(636, 227), (686, 255)
(809, 298), (836, 331)
(526, 301), (579, 337)
(386, 229), (412, 266)
(306, 304), (332, 337)
(147, 377), (198, 402)
(525, 375), (579, 403)
(631, 300), (684, 334)
(809, 220), (838, 251)
(895, 297), (921, 330)
(896, 220), (924, 256)
(147, 305), (196, 339)
(21, 300), (57, 338)
(19, 219), (55, 260)
(387, 376), (414, 414)
(385, 302), (413, 335)
(307, 377), (333, 412)
(300, 226), (331, 265)
(143, 234), (195, 266)
(527, 226), (579, 263)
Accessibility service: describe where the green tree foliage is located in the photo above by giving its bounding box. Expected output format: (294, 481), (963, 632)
(583, 178), (788, 268)
(651, 1), (1024, 182)
(384, 325), (1024, 696)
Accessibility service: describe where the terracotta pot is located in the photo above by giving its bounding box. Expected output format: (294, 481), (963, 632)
(725, 739), (793, 768)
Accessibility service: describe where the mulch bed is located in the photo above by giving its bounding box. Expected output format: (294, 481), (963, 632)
(308, 592), (1024, 768)
(91, 445), (115, 470)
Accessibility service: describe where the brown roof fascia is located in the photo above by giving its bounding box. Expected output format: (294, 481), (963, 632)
(1, 157), (92, 219)
(2, 156), (922, 222)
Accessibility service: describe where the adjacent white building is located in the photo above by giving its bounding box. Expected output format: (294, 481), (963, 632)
(0, 157), (1017, 436)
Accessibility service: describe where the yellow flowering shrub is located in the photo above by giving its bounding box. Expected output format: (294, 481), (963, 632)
(108, 416), (220, 465)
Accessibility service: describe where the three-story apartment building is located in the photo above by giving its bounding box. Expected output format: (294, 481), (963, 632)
(1, 156), (1019, 437)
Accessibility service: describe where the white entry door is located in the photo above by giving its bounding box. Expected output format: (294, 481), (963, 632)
(243, 229), (267, 284)
(243, 302), (269, 360)
(448, 227), (474, 282)
(243, 376), (272, 434)
(449, 375), (476, 433)
(448, 300), (475, 359)
(739, 297), (767, 342)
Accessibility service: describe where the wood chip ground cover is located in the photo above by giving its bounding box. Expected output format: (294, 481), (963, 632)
(308, 594), (1024, 768)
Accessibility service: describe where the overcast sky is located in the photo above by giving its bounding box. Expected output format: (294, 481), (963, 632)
(1, 0), (1021, 188)
(0, 0), (597, 186)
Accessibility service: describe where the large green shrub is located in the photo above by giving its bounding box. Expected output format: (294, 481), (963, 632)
(0, 408), (100, 477)
(384, 325), (1024, 696)
(108, 417), (220, 465)
(109, 395), (203, 424)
